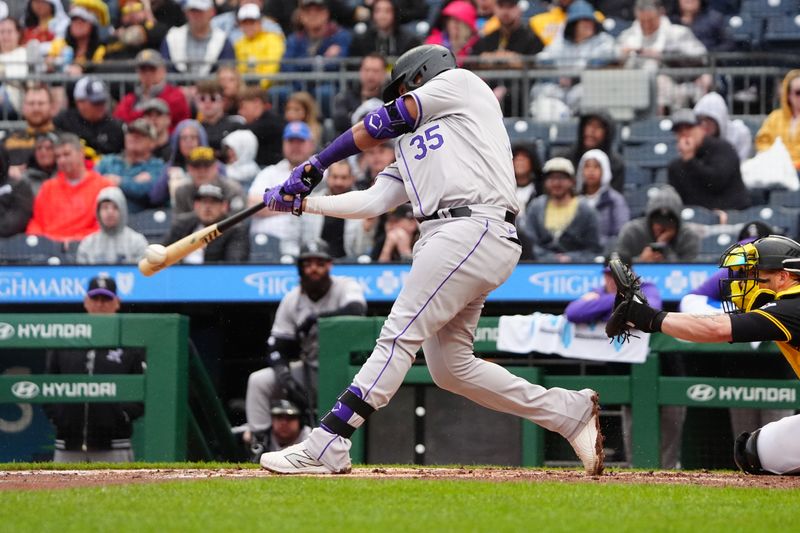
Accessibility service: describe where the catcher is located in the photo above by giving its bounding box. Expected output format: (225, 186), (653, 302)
(606, 235), (800, 475)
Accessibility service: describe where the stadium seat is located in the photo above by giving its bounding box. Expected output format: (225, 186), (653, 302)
(620, 117), (674, 145)
(0, 234), (65, 265)
(726, 206), (799, 237)
(726, 14), (764, 49)
(129, 208), (172, 242)
(580, 69), (655, 121)
(737, 115), (764, 138)
(763, 15), (800, 49)
(518, 0), (549, 17)
(547, 120), (578, 147)
(623, 165), (653, 190)
(770, 189), (800, 208)
(622, 141), (676, 169)
(682, 205), (723, 225)
(625, 186), (659, 218)
(698, 232), (737, 262)
(740, 0), (798, 17)
(249, 233), (282, 263)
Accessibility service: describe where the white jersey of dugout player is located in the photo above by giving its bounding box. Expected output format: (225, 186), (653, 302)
(385, 68), (519, 217)
(271, 275), (366, 364)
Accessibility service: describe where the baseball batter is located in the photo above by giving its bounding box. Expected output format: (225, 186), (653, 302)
(259, 45), (604, 475)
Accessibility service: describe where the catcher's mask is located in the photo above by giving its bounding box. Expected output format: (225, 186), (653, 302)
(718, 235), (800, 313)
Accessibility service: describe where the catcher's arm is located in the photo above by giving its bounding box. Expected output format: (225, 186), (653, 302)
(660, 313), (732, 343)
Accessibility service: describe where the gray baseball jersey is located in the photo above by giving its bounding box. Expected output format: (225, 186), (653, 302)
(271, 275), (366, 363)
(302, 69), (597, 471)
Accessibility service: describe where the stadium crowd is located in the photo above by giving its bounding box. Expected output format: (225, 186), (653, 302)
(0, 0), (798, 266)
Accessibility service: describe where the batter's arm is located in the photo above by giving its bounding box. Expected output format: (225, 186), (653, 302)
(304, 175), (410, 219)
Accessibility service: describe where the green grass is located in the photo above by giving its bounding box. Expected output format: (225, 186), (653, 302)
(0, 475), (796, 533)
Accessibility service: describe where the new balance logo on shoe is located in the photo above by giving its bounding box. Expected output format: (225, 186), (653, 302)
(285, 450), (324, 469)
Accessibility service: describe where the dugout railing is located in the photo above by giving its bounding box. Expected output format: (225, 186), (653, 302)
(0, 314), (189, 461)
(318, 316), (800, 468)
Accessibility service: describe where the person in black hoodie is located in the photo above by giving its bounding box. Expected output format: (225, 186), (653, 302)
(554, 110), (626, 193)
(44, 276), (145, 463)
(238, 86), (284, 167)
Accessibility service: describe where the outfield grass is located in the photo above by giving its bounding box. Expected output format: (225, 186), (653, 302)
(0, 473), (795, 533)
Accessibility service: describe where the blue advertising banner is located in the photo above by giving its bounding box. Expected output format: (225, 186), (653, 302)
(0, 264), (720, 304)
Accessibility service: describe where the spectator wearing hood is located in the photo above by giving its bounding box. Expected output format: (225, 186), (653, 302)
(95, 119), (165, 213)
(692, 92), (751, 162)
(148, 119), (210, 208)
(555, 110), (626, 192)
(576, 149), (629, 250)
(425, 0), (479, 64)
(536, 0), (614, 69)
(519, 157), (602, 262)
(0, 147), (34, 238)
(238, 86), (284, 167)
(667, 108), (751, 211)
(349, 0), (421, 58)
(528, 0), (604, 46)
(76, 186), (149, 264)
(615, 184), (699, 262)
(22, 0), (69, 47)
(221, 129), (260, 185)
(755, 69), (800, 169)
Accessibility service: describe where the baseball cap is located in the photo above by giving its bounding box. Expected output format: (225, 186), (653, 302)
(69, 5), (98, 25)
(300, 0), (328, 7)
(188, 146), (216, 166)
(87, 276), (118, 299)
(135, 48), (165, 68)
(283, 121), (313, 141)
(738, 220), (773, 243)
(184, 0), (213, 9)
(121, 1), (145, 15)
(74, 76), (109, 103)
(238, 3), (261, 20)
(670, 109), (699, 131)
(270, 399), (302, 417)
(136, 98), (170, 115)
(194, 183), (225, 201)
(542, 157), (575, 178)
(124, 118), (157, 140)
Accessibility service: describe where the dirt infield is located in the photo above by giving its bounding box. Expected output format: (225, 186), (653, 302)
(2, 467), (799, 490)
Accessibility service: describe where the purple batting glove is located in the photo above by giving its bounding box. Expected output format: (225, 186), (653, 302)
(283, 155), (325, 196)
(263, 185), (302, 214)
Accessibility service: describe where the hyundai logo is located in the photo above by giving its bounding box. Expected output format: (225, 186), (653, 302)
(687, 384), (716, 402)
(11, 381), (40, 400)
(0, 323), (14, 340)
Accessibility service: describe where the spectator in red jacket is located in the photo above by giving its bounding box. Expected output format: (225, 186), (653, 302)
(26, 133), (114, 242)
(112, 49), (190, 133)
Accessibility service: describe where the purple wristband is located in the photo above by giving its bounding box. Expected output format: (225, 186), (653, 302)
(316, 129), (360, 169)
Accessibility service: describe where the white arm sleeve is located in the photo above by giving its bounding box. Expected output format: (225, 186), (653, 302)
(305, 175), (410, 219)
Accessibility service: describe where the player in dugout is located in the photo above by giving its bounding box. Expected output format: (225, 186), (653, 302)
(608, 235), (800, 475)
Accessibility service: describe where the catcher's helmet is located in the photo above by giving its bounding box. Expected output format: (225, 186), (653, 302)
(382, 44), (456, 102)
(718, 235), (800, 313)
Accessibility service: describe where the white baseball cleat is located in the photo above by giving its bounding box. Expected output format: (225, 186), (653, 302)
(568, 392), (605, 476)
(260, 442), (351, 475)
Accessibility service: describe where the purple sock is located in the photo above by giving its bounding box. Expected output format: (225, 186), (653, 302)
(317, 129), (360, 169)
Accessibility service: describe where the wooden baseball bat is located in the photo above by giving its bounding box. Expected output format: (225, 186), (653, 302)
(138, 202), (268, 276)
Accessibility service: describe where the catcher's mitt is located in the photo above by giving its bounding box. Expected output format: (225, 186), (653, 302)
(605, 258), (667, 341)
(604, 258), (647, 342)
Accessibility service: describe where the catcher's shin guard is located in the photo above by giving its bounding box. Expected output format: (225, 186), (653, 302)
(734, 430), (770, 475)
(320, 385), (375, 438)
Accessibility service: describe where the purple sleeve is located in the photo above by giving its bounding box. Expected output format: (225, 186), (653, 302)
(690, 268), (724, 300)
(642, 282), (663, 311)
(565, 290), (617, 323)
(317, 129), (360, 169)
